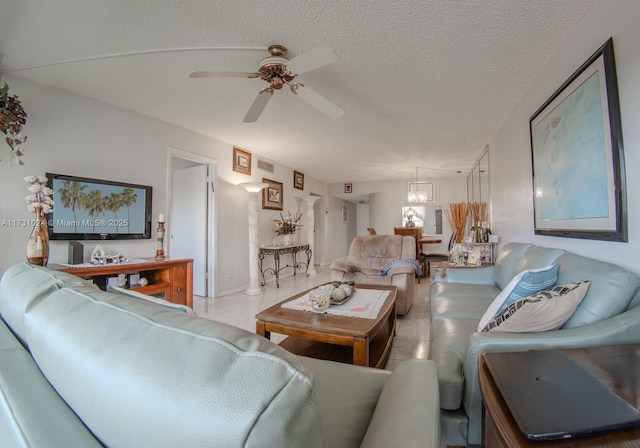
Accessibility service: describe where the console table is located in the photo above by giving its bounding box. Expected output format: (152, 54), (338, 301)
(258, 244), (311, 288)
(479, 344), (640, 447)
(50, 258), (193, 307)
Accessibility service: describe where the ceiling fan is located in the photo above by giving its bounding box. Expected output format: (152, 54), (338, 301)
(189, 44), (344, 123)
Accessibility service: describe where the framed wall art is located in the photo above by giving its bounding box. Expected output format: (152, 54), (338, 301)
(233, 147), (252, 175)
(344, 183), (352, 194)
(530, 38), (627, 242)
(293, 171), (304, 190)
(262, 178), (283, 210)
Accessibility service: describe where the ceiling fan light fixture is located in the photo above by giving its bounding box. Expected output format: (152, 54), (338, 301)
(190, 43), (342, 122)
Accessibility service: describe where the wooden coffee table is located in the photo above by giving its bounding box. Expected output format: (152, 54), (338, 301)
(255, 284), (396, 368)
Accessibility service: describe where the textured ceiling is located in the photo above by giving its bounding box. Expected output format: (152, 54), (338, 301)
(0, 0), (594, 183)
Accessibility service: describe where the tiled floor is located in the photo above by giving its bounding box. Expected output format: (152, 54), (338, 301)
(193, 265), (431, 371)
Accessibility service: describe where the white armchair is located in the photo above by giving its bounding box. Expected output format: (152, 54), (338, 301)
(330, 235), (417, 315)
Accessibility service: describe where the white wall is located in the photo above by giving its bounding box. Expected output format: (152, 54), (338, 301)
(490, 0), (640, 273)
(0, 76), (329, 294)
(327, 176), (468, 259)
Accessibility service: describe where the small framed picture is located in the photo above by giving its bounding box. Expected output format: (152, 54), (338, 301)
(233, 147), (252, 175)
(262, 178), (283, 210)
(344, 183), (352, 193)
(293, 171), (304, 190)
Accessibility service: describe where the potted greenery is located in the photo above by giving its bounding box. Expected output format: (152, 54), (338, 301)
(0, 83), (28, 165)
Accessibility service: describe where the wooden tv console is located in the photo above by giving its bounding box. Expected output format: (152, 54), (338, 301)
(51, 258), (194, 307)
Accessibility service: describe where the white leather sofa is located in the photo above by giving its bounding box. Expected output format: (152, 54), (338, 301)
(429, 242), (640, 446)
(0, 262), (440, 448)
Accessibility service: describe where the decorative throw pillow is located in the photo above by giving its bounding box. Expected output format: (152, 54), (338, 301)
(481, 281), (590, 332)
(477, 264), (559, 331)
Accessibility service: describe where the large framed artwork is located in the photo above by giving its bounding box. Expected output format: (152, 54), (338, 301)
(262, 178), (283, 210)
(530, 38), (627, 242)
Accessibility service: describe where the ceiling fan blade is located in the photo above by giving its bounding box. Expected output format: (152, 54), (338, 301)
(286, 44), (339, 75)
(188, 71), (258, 79)
(243, 89), (273, 123)
(294, 85), (344, 120)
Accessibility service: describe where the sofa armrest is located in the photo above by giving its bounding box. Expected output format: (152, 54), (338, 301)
(461, 305), (640, 446)
(443, 266), (496, 284)
(387, 265), (415, 276)
(360, 360), (440, 448)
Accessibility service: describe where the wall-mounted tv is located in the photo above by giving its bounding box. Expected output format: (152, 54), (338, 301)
(46, 173), (152, 240)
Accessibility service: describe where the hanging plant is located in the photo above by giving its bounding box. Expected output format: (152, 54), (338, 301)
(0, 83), (28, 165)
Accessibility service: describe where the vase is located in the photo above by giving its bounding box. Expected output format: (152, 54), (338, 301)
(282, 234), (292, 245)
(26, 209), (49, 266)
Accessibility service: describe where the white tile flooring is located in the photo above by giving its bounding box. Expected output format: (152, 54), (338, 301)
(192, 265), (431, 370)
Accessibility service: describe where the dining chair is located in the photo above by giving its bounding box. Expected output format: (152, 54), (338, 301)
(422, 230), (456, 276)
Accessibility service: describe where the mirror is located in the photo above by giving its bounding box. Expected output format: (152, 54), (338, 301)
(467, 145), (490, 230)
(402, 205), (443, 235)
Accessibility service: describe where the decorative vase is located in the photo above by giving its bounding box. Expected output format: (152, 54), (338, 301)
(26, 208), (49, 266)
(406, 221), (415, 227)
(282, 233), (292, 245)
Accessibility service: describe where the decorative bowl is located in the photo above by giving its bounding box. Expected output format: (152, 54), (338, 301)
(309, 289), (331, 313)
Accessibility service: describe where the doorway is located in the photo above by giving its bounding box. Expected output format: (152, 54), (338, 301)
(167, 148), (217, 297)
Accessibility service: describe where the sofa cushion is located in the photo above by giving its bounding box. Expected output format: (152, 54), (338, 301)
(481, 281), (590, 332)
(331, 260), (361, 273)
(0, 319), (102, 448)
(493, 243), (532, 290)
(430, 282), (501, 301)
(0, 262), (93, 345)
(514, 246), (565, 272)
(430, 318), (478, 410)
(25, 286), (325, 448)
(477, 264), (559, 331)
(298, 356), (390, 448)
(556, 254), (640, 328)
(431, 296), (494, 321)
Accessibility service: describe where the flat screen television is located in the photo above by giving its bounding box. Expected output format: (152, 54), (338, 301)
(46, 173), (153, 240)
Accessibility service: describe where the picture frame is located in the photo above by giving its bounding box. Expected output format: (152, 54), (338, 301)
(262, 178), (283, 210)
(293, 171), (304, 190)
(344, 183), (352, 194)
(233, 147), (252, 175)
(530, 38), (627, 242)
(342, 201), (349, 223)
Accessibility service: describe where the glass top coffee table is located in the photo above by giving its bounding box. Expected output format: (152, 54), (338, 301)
(255, 284), (397, 368)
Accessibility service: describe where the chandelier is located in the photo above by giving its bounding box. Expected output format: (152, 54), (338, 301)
(407, 167), (433, 204)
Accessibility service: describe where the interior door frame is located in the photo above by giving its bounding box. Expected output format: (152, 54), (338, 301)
(166, 147), (218, 297)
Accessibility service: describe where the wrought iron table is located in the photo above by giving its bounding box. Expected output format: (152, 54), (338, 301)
(258, 243), (312, 288)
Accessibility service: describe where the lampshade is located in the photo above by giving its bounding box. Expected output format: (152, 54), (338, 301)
(239, 182), (268, 193)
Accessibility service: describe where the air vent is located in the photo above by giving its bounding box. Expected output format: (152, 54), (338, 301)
(257, 159), (274, 173)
